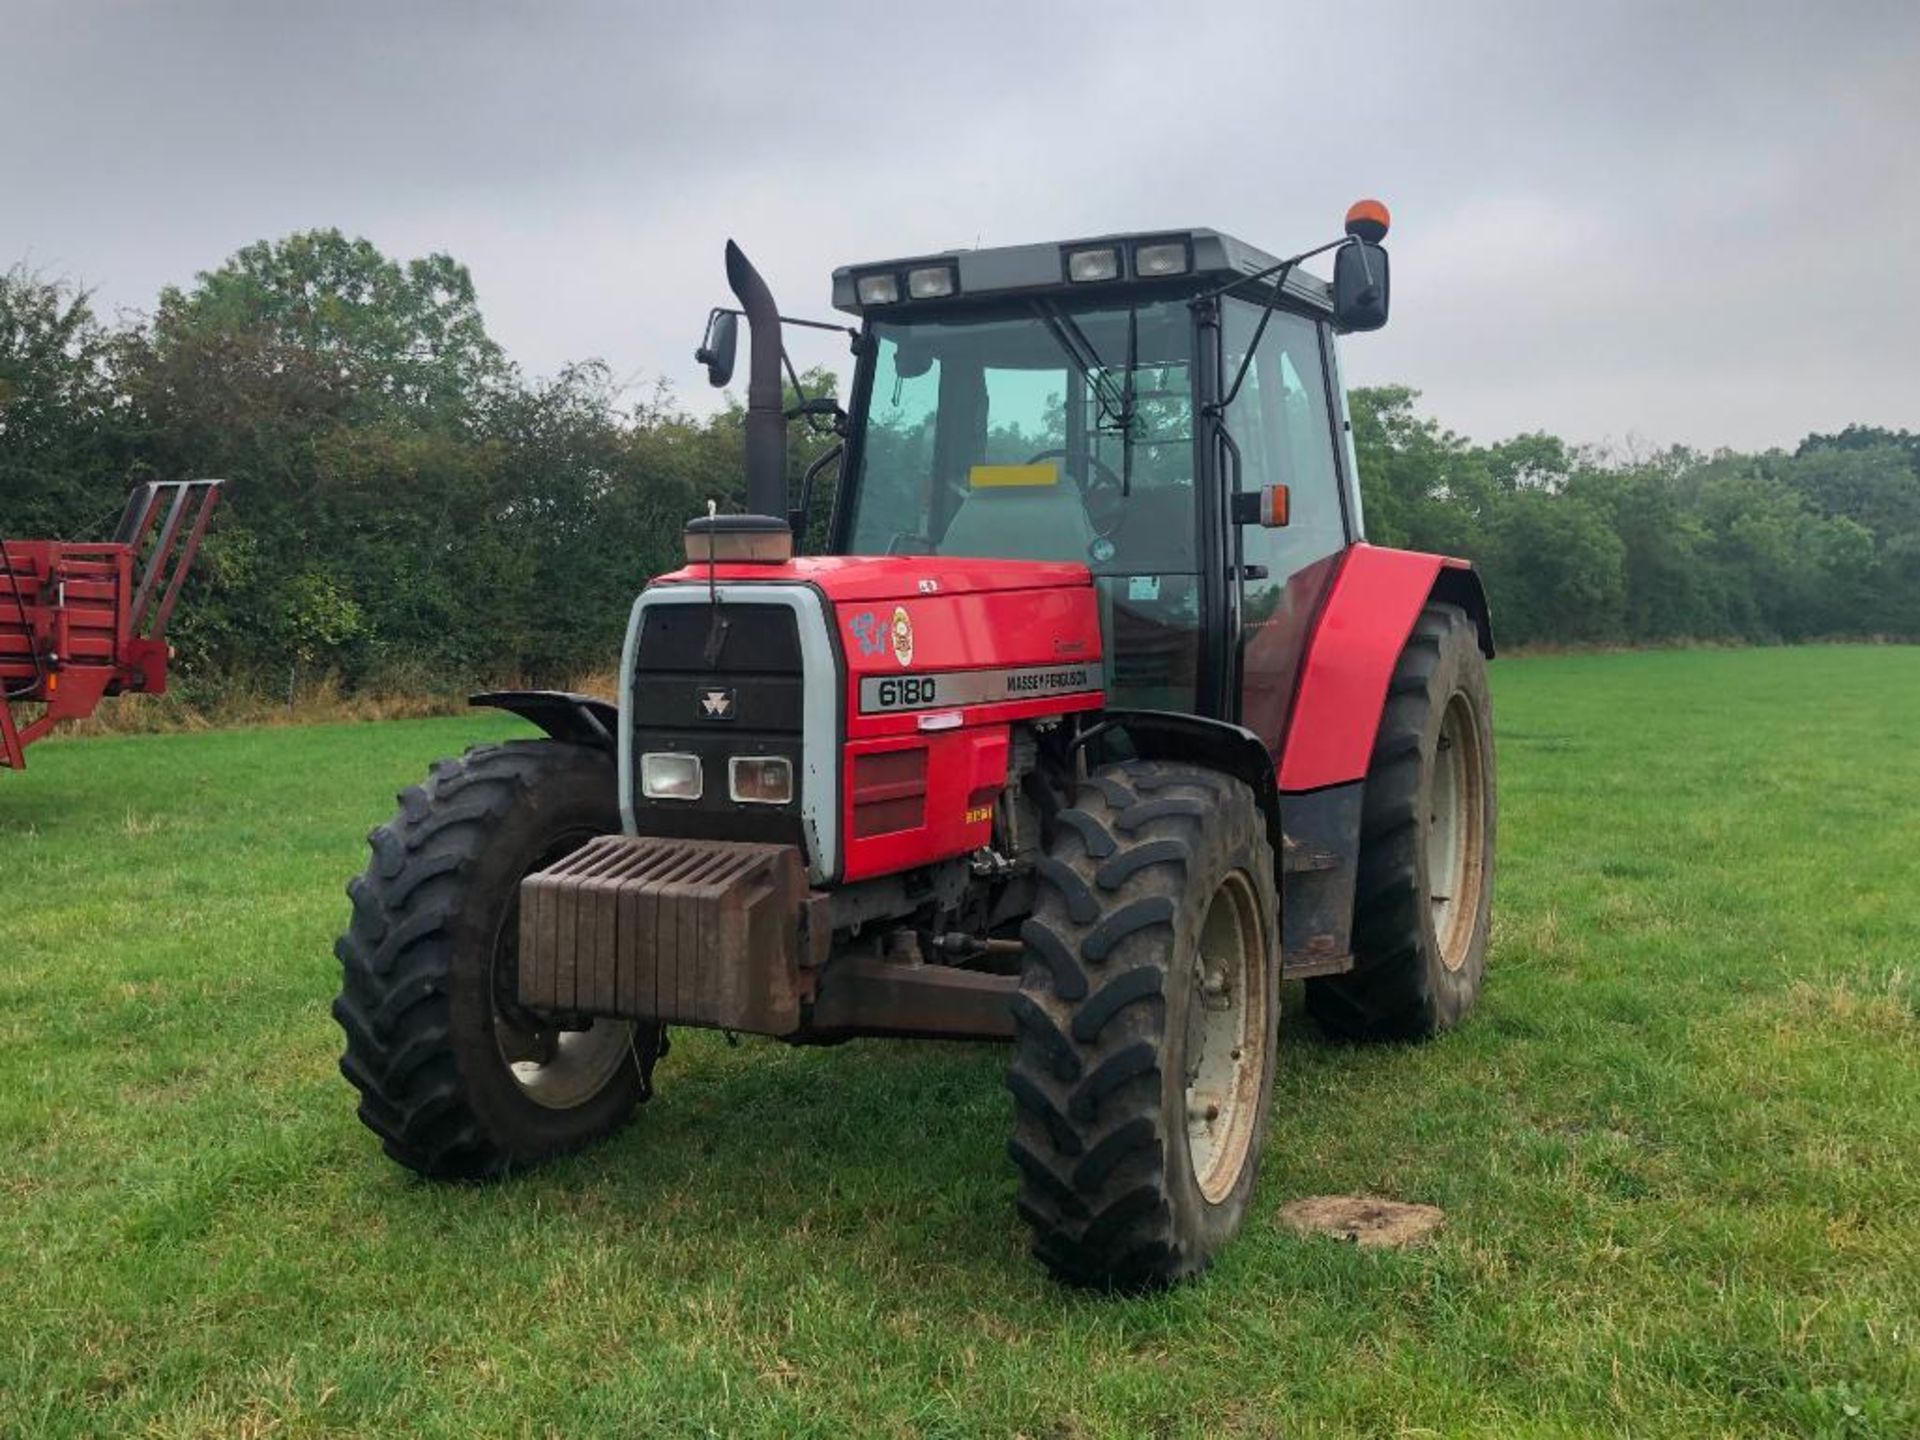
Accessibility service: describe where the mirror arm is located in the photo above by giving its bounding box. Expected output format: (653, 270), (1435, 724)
(1189, 235), (1344, 306)
(1215, 416), (1243, 496)
(1350, 238), (1377, 291)
(709, 305), (860, 343)
(780, 363), (846, 436)
(1192, 233), (1357, 412)
(1205, 261), (1293, 417)
(784, 395), (847, 432)
(1193, 231), (1380, 391)
(790, 443), (845, 542)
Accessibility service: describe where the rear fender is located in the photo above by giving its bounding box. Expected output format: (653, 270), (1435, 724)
(1277, 545), (1491, 794)
(470, 690), (618, 751)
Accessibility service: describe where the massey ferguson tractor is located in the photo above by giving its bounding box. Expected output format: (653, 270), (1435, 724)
(335, 203), (1497, 1289)
(2, 481), (222, 771)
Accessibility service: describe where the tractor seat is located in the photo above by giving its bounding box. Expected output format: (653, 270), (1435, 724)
(938, 477), (1097, 563)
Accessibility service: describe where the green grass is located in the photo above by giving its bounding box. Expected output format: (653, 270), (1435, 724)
(3, 646), (1916, 1438)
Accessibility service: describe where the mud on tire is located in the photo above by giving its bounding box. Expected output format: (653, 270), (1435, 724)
(333, 740), (649, 1179)
(1006, 759), (1279, 1289)
(1307, 602), (1496, 1040)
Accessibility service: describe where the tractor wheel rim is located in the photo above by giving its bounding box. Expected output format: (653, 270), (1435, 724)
(1185, 871), (1267, 1205)
(499, 1018), (634, 1110)
(489, 833), (636, 1111)
(1429, 690), (1487, 972)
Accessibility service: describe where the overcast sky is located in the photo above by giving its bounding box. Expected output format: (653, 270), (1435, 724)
(5, 1), (1917, 452)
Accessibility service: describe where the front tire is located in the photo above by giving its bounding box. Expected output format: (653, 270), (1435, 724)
(1307, 603), (1496, 1040)
(333, 740), (652, 1179)
(1007, 760), (1279, 1289)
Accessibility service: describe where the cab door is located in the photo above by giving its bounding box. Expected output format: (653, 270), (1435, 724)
(1220, 300), (1354, 753)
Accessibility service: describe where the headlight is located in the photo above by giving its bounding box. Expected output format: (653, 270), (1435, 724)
(640, 752), (702, 800)
(856, 273), (901, 305)
(1065, 247), (1120, 282)
(729, 755), (793, 805)
(906, 264), (956, 299)
(1133, 240), (1191, 277)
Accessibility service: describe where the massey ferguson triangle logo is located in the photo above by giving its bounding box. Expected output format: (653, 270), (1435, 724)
(699, 687), (736, 720)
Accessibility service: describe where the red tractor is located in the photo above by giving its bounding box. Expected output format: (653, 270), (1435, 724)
(1, 481), (223, 771)
(335, 204), (1496, 1288)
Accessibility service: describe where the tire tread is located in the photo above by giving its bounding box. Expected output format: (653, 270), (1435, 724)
(1006, 758), (1277, 1289)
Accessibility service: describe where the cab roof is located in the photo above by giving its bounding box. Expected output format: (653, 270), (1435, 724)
(830, 228), (1334, 319)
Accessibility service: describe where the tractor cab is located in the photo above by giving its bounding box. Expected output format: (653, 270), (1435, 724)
(816, 225), (1380, 726)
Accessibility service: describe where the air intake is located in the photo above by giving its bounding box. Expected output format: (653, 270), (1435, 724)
(683, 513), (792, 565)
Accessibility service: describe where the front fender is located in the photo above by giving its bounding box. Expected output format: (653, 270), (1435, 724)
(470, 690), (618, 751)
(1093, 709), (1283, 861)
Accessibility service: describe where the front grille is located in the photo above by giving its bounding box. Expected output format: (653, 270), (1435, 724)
(629, 601), (807, 847)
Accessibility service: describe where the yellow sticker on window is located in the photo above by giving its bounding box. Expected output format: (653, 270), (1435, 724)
(968, 463), (1058, 489)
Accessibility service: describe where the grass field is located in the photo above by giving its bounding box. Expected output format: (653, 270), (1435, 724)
(3, 647), (1916, 1438)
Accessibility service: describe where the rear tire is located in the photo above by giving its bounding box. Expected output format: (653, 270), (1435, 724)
(1307, 603), (1496, 1040)
(1007, 760), (1279, 1289)
(333, 740), (652, 1179)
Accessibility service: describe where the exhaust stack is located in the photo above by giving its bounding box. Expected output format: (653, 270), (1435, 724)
(724, 240), (788, 521)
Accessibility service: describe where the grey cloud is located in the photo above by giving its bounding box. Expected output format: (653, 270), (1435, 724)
(4, 0), (1916, 450)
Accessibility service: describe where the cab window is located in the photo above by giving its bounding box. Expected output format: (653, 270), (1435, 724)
(1221, 300), (1347, 744)
(843, 299), (1202, 712)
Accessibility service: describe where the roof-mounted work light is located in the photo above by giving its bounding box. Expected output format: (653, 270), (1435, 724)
(906, 264), (957, 299)
(1133, 239), (1191, 277)
(1065, 246), (1120, 282)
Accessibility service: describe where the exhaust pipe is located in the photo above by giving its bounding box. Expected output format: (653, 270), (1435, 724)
(724, 240), (788, 521)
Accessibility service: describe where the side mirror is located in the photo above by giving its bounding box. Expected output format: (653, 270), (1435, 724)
(695, 309), (738, 387)
(1333, 241), (1390, 332)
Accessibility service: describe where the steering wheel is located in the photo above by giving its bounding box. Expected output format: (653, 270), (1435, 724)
(1025, 448), (1126, 535)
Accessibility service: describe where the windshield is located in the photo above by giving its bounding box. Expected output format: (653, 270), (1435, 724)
(842, 298), (1201, 710)
(844, 298), (1196, 575)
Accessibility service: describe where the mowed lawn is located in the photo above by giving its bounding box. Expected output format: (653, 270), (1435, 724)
(2, 648), (1916, 1438)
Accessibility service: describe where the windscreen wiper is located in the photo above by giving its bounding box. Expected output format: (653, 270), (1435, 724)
(1031, 299), (1144, 502)
(1030, 300), (1131, 434)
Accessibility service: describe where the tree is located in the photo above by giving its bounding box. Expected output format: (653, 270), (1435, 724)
(117, 231), (520, 686)
(147, 230), (510, 426)
(0, 268), (134, 537)
(14, 235), (1920, 699)
(1486, 488), (1626, 644)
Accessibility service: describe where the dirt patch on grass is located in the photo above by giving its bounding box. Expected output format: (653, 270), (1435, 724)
(1277, 1195), (1447, 1249)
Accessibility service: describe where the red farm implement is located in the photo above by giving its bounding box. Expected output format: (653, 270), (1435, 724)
(1, 480), (223, 770)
